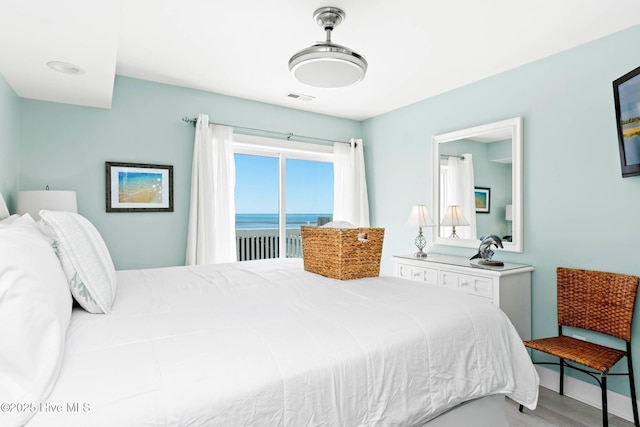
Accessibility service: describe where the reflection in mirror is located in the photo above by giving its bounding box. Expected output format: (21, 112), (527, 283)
(432, 117), (523, 253)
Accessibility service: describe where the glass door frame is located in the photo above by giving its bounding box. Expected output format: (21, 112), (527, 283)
(233, 134), (334, 259)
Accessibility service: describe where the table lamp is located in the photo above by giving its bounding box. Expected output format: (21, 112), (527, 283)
(441, 205), (469, 238)
(17, 188), (77, 221)
(406, 205), (435, 258)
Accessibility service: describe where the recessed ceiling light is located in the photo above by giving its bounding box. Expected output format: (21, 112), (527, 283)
(46, 61), (85, 75)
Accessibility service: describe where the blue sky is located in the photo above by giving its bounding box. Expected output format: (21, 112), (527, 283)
(235, 154), (334, 214)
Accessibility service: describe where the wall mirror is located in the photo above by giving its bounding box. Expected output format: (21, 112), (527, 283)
(432, 117), (523, 252)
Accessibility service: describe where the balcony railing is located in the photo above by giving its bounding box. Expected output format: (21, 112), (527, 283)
(236, 229), (303, 261)
(236, 216), (332, 261)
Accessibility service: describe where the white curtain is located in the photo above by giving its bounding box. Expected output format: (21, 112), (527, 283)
(333, 138), (370, 227)
(445, 154), (477, 239)
(0, 192), (9, 220)
(186, 114), (236, 265)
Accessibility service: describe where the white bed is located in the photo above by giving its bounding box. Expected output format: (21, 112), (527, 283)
(35, 258), (538, 426)
(0, 212), (538, 427)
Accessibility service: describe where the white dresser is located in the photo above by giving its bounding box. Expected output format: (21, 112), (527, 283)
(393, 254), (533, 340)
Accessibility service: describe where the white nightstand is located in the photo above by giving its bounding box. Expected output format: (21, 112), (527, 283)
(393, 253), (533, 340)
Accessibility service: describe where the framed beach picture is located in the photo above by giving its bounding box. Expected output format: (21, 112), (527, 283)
(105, 162), (173, 212)
(474, 187), (490, 214)
(613, 65), (640, 177)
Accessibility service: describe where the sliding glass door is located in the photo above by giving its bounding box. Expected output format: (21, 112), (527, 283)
(234, 137), (333, 261)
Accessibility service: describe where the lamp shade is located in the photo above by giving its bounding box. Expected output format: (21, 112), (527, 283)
(17, 190), (77, 221)
(505, 204), (513, 221)
(440, 205), (470, 226)
(406, 205), (436, 227)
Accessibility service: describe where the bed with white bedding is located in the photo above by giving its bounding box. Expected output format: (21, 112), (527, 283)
(0, 212), (539, 427)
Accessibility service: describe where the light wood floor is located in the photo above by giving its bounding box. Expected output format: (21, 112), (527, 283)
(505, 386), (635, 426)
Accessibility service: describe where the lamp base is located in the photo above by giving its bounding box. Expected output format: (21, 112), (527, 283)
(414, 230), (428, 258)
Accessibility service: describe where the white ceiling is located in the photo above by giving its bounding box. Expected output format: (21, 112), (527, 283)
(2, 0), (640, 121)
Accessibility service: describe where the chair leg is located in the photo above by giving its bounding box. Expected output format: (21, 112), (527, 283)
(601, 375), (608, 427)
(559, 358), (565, 395)
(626, 345), (639, 426)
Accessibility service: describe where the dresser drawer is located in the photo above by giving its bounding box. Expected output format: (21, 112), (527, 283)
(397, 263), (438, 286)
(440, 270), (493, 300)
(393, 254), (532, 340)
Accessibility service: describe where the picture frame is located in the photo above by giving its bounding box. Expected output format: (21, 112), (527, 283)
(105, 162), (173, 212)
(613, 65), (640, 178)
(474, 187), (490, 214)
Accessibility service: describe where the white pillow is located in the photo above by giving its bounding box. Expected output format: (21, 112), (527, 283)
(0, 192), (9, 220)
(40, 210), (117, 314)
(321, 220), (357, 228)
(0, 214), (20, 225)
(0, 214), (72, 427)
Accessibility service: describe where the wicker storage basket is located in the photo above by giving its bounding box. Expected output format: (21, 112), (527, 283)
(300, 226), (385, 280)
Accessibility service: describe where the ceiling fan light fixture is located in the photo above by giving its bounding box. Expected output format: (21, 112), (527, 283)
(289, 7), (367, 89)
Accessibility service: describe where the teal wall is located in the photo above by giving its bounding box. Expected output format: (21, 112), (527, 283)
(0, 73), (19, 211)
(18, 76), (361, 269)
(363, 25), (640, 394)
(5, 24), (640, 398)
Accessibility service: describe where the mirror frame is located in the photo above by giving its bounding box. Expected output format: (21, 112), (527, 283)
(431, 117), (523, 253)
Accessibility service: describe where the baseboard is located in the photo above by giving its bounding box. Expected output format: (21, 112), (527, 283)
(536, 366), (637, 422)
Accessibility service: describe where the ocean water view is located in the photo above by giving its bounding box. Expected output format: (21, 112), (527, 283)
(118, 171), (163, 203)
(236, 213), (332, 230)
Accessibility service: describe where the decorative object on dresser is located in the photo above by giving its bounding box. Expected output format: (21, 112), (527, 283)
(105, 162), (173, 212)
(470, 235), (504, 266)
(440, 205), (470, 238)
(17, 186), (78, 221)
(405, 205), (435, 258)
(519, 267), (640, 427)
(393, 253), (533, 340)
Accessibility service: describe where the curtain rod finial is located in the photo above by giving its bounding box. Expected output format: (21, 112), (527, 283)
(182, 116), (197, 127)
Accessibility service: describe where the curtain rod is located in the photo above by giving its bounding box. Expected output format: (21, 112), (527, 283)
(440, 154), (465, 159)
(181, 117), (351, 145)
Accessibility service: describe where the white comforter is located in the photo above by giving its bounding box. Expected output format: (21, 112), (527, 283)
(28, 258), (538, 426)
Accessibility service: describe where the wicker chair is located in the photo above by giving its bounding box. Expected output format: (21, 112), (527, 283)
(519, 267), (640, 427)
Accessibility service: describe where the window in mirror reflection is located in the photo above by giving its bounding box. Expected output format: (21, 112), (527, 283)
(439, 154), (476, 239)
(439, 139), (512, 240)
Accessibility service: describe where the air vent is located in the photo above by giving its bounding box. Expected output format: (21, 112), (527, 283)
(287, 92), (315, 102)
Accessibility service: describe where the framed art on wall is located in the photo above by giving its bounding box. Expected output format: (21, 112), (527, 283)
(105, 162), (173, 212)
(474, 187), (490, 214)
(613, 64), (640, 177)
